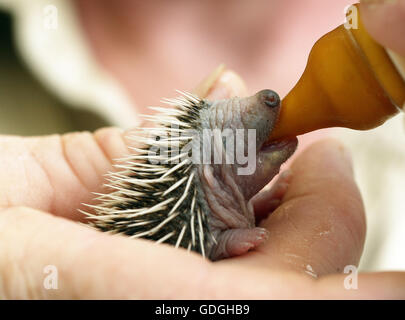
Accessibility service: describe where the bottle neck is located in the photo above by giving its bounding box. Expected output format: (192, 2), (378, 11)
(387, 50), (405, 110)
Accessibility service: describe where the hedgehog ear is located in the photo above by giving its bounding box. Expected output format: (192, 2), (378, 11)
(193, 65), (248, 100)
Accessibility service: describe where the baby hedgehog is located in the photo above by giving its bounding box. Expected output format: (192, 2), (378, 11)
(83, 90), (298, 261)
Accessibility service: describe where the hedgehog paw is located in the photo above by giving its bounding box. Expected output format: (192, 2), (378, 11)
(210, 227), (269, 260)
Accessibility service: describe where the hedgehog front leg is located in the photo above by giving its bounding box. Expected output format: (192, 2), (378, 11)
(210, 227), (269, 260)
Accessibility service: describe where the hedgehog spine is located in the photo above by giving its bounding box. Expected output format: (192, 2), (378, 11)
(81, 91), (214, 257)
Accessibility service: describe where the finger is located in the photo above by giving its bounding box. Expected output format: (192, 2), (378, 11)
(0, 205), (310, 299)
(360, 0), (405, 56)
(2, 206), (404, 299)
(230, 139), (366, 278)
(0, 128), (128, 220)
(0, 206), (208, 299)
(0, 68), (247, 220)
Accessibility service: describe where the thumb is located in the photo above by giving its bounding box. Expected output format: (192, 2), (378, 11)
(230, 139), (366, 278)
(193, 64), (248, 100)
(360, 0), (405, 56)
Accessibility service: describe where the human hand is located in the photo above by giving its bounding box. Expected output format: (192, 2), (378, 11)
(0, 69), (403, 299)
(360, 0), (405, 57)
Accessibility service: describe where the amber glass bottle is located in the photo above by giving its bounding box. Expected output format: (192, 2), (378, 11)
(268, 4), (405, 141)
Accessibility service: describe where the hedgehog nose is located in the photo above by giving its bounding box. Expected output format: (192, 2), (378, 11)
(258, 89), (280, 108)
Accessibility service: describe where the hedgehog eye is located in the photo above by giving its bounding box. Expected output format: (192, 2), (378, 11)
(264, 90), (280, 108)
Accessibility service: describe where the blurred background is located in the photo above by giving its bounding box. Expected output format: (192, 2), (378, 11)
(0, 0), (404, 272)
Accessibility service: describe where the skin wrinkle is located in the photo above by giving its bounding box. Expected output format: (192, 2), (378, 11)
(222, 167), (252, 224)
(201, 165), (245, 228)
(203, 167), (224, 206)
(205, 100), (252, 224)
(217, 169), (247, 221)
(60, 134), (91, 196)
(66, 130), (126, 216)
(211, 175), (246, 226)
(0, 129), (130, 220)
(28, 136), (84, 217)
(75, 133), (110, 188)
(93, 127), (128, 163)
(93, 131), (115, 163)
(61, 131), (116, 194)
(27, 141), (56, 215)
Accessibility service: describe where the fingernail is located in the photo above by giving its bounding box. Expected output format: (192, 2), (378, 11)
(193, 64), (226, 98)
(361, 0), (398, 9)
(206, 70), (248, 100)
